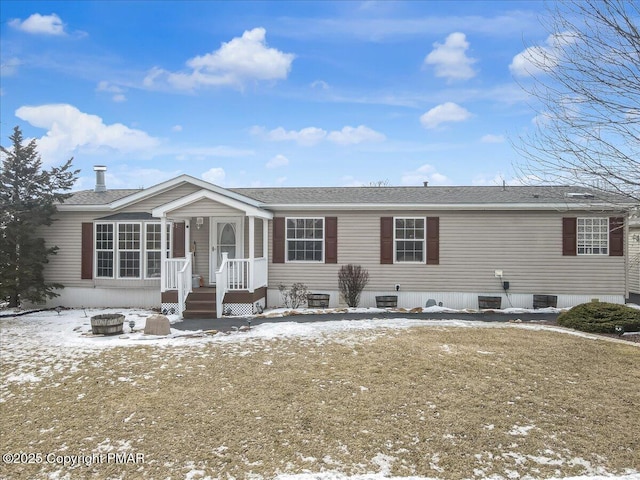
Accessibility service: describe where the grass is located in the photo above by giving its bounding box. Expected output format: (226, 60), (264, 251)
(1, 326), (639, 479)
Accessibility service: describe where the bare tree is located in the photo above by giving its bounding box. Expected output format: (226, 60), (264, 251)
(514, 0), (640, 203)
(367, 179), (390, 187)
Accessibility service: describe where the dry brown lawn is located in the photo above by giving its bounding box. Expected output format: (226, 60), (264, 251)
(1, 326), (639, 479)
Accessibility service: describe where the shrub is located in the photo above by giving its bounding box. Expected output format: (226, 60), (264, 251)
(278, 283), (309, 309)
(338, 264), (369, 307)
(557, 302), (640, 334)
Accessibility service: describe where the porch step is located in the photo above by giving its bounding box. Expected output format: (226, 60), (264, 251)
(183, 287), (217, 319)
(182, 309), (217, 319)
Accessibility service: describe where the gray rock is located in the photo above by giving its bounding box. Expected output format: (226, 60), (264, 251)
(144, 314), (171, 336)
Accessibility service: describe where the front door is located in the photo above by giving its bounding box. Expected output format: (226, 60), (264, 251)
(209, 217), (243, 284)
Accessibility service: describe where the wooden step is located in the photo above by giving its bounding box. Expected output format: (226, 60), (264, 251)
(183, 287), (217, 318)
(187, 288), (216, 298)
(182, 309), (217, 319)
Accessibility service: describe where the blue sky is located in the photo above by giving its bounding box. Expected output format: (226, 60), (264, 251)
(0, 1), (553, 190)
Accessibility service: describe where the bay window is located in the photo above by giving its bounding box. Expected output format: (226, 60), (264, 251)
(95, 221), (171, 279)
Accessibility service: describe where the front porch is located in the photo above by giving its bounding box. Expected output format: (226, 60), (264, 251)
(153, 188), (273, 318)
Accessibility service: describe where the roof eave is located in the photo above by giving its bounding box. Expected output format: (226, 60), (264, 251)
(262, 202), (634, 211)
(57, 204), (114, 211)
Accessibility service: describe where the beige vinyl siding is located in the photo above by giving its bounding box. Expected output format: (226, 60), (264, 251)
(44, 211), (104, 288)
(168, 198), (242, 218)
(117, 183), (201, 213)
(268, 210), (625, 296)
(243, 217), (266, 258)
(630, 226), (640, 294)
(44, 212), (161, 288)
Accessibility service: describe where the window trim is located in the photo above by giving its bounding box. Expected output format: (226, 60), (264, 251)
(393, 216), (426, 264)
(144, 223), (162, 280)
(95, 223), (115, 279)
(116, 222), (142, 279)
(577, 217), (609, 255)
(284, 217), (325, 263)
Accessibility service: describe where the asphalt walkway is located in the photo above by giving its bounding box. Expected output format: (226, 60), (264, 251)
(171, 310), (559, 333)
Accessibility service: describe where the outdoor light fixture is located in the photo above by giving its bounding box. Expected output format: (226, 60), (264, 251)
(196, 217), (204, 229)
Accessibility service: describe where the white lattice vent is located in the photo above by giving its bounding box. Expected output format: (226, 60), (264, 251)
(161, 303), (180, 315)
(223, 303), (254, 316)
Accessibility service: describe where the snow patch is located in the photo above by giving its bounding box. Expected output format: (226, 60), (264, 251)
(509, 425), (536, 436)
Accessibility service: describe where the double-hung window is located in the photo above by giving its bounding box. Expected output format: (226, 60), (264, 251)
(96, 224), (114, 277)
(395, 217), (425, 263)
(145, 224), (162, 278)
(577, 218), (609, 255)
(144, 223), (172, 278)
(286, 218), (324, 262)
(118, 223), (141, 278)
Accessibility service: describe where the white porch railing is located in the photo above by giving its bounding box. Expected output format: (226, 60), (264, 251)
(215, 254), (268, 318)
(164, 254), (192, 316)
(253, 257), (268, 289)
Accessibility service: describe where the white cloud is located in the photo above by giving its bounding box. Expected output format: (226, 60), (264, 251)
(253, 126), (327, 146)
(311, 80), (329, 90)
(481, 134), (505, 143)
(9, 13), (66, 36)
(424, 32), (476, 81)
(420, 102), (472, 129)
(175, 146), (254, 161)
(172, 125), (183, 132)
(81, 167), (182, 190)
(1, 57), (22, 77)
(401, 164), (449, 186)
(327, 125), (386, 145)
(531, 111), (552, 127)
(340, 175), (367, 187)
(15, 104), (159, 164)
(509, 32), (575, 77)
(253, 124), (385, 146)
(96, 81), (127, 102)
(202, 167), (226, 185)
(266, 154), (289, 168)
(144, 27), (294, 90)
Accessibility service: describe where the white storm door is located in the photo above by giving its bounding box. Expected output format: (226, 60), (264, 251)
(209, 217), (243, 284)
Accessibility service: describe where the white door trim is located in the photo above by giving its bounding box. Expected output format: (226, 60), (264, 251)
(209, 217), (244, 285)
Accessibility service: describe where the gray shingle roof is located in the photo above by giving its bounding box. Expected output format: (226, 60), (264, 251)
(63, 189), (140, 205)
(230, 185), (628, 205)
(63, 184), (631, 208)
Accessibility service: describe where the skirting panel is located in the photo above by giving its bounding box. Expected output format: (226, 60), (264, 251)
(161, 303), (181, 315)
(222, 297), (266, 316)
(40, 287), (160, 309)
(266, 288), (624, 310)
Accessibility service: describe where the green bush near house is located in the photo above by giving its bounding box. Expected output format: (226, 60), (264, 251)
(557, 302), (640, 334)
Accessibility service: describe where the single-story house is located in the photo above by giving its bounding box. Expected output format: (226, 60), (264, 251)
(41, 166), (634, 317)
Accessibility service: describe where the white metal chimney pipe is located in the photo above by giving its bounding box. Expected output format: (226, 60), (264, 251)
(94, 165), (107, 192)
